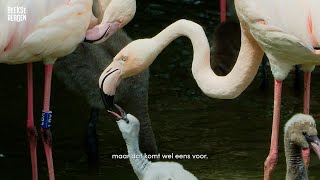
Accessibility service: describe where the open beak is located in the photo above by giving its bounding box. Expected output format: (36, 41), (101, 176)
(84, 21), (121, 44)
(305, 135), (320, 159)
(107, 104), (129, 123)
(99, 61), (122, 110)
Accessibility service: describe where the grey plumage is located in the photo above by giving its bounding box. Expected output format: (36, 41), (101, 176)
(54, 29), (158, 157)
(284, 114), (318, 180)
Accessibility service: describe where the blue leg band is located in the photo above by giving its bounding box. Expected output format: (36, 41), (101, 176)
(41, 111), (52, 129)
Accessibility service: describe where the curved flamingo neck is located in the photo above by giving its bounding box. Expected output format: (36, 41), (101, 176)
(151, 19), (264, 99)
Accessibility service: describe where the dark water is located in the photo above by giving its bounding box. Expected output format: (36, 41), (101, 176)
(1, 1), (320, 180)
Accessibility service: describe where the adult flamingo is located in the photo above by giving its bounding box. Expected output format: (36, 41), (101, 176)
(0, 1), (94, 179)
(1, 1), (93, 179)
(98, 18), (262, 108)
(99, 1), (320, 178)
(1, 0), (136, 179)
(234, 1), (319, 179)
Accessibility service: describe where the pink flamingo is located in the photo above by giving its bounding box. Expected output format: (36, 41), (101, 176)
(1, 0), (136, 179)
(1, 1), (95, 179)
(1, 1), (93, 179)
(234, 1), (319, 179)
(221, 0), (315, 176)
(98, 1), (320, 179)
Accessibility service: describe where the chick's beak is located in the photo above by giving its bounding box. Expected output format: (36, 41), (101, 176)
(107, 104), (129, 123)
(99, 61), (122, 110)
(306, 135), (320, 159)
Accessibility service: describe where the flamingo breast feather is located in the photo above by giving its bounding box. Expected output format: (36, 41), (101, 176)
(0, 0), (92, 64)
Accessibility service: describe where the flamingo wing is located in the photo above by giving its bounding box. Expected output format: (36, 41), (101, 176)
(250, 22), (316, 65)
(237, 0), (320, 49)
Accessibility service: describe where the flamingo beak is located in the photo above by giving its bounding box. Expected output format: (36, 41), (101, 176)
(107, 104), (129, 123)
(99, 61), (123, 110)
(100, 88), (114, 111)
(305, 135), (320, 159)
(84, 21), (121, 44)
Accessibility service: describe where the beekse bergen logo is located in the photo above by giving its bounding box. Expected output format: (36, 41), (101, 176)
(8, 6), (27, 22)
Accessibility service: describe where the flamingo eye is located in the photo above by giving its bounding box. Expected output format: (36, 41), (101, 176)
(121, 56), (128, 61)
(302, 131), (307, 136)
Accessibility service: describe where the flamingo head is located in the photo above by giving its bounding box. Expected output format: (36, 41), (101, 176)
(108, 104), (140, 139)
(284, 114), (320, 159)
(99, 38), (159, 110)
(85, 0), (136, 44)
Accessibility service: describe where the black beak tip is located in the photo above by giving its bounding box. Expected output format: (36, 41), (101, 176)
(84, 28), (110, 44)
(84, 38), (95, 43)
(105, 95), (115, 110)
(125, 118), (129, 123)
(100, 88), (115, 111)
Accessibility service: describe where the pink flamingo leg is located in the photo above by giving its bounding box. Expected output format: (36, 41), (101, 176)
(303, 72), (311, 114)
(27, 63), (38, 180)
(220, 0), (226, 23)
(40, 64), (55, 180)
(264, 80), (282, 180)
(302, 72), (311, 168)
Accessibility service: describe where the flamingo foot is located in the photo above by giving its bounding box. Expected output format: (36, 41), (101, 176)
(264, 152), (278, 180)
(40, 128), (55, 180)
(27, 126), (38, 180)
(302, 148), (310, 169)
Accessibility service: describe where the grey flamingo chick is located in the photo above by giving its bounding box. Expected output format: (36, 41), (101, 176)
(284, 114), (320, 180)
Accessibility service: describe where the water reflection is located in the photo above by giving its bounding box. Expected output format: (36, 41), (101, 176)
(1, 1), (320, 180)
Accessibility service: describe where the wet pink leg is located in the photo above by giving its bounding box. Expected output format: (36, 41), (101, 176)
(27, 63), (38, 180)
(220, 0), (226, 23)
(302, 72), (311, 168)
(40, 64), (55, 180)
(264, 80), (282, 180)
